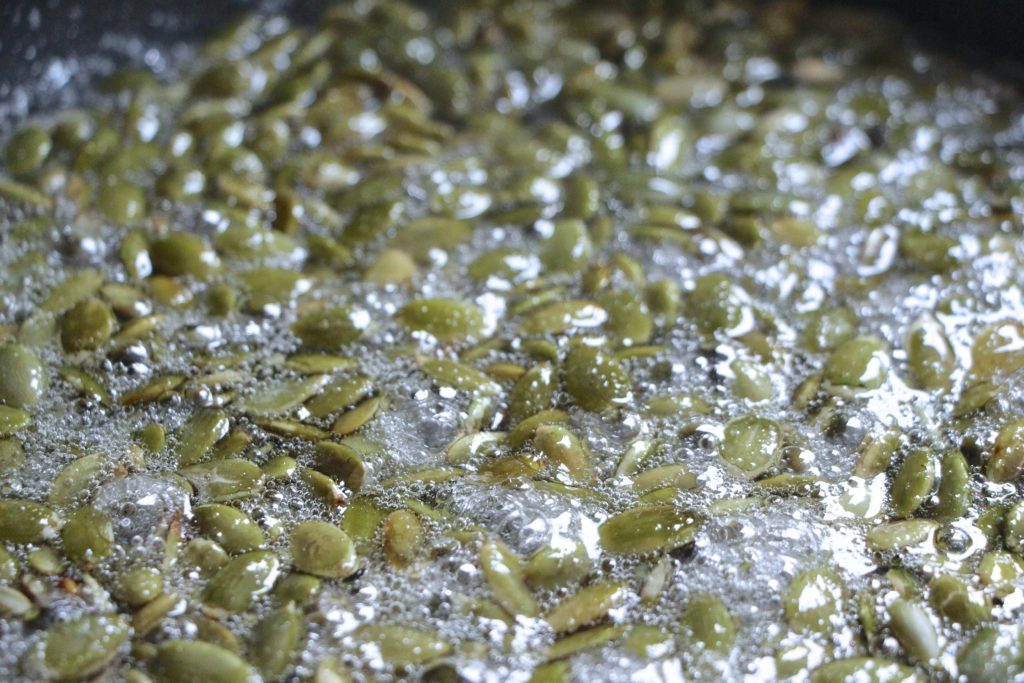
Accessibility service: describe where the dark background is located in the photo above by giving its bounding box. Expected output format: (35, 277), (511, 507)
(0, 0), (1021, 110)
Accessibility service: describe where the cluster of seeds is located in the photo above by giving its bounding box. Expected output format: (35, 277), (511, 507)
(0, 0), (1024, 681)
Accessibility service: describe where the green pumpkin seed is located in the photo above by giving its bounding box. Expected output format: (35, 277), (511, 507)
(987, 418), (1024, 483)
(382, 510), (422, 569)
(119, 374), (186, 406)
(420, 358), (500, 395)
(928, 574), (991, 627)
(887, 598), (938, 664)
(293, 307), (371, 350)
(540, 219), (592, 274)
(365, 248), (416, 284)
(313, 441), (366, 493)
(0, 344), (48, 408)
(0, 500), (61, 544)
(720, 414), (782, 478)
(61, 506), (113, 565)
(283, 354), (357, 375)
(853, 428), (902, 478)
(519, 300), (605, 337)
(151, 640), (256, 683)
(396, 298), (485, 343)
(809, 657), (920, 683)
(563, 344), (631, 412)
(545, 581), (628, 634)
(332, 396), (383, 436)
(599, 289), (653, 346)
(0, 406), (29, 435)
(183, 539), (229, 577)
(957, 627), (1024, 683)
(202, 550), (281, 612)
(547, 624), (626, 660)
(180, 459), (263, 503)
(971, 321), (1024, 380)
(5, 125), (51, 176)
(823, 336), (889, 391)
(0, 585), (37, 619)
(290, 520), (357, 579)
(890, 448), (935, 518)
(1005, 502), (1024, 553)
(479, 538), (538, 617)
(599, 505), (703, 555)
(60, 298), (117, 352)
(41, 269), (103, 314)
(803, 307), (857, 353)
(684, 594), (736, 653)
(524, 541), (592, 590)
(353, 624), (452, 666)
(194, 504), (265, 554)
(305, 375), (374, 418)
(49, 453), (106, 507)
(111, 565), (163, 607)
(176, 410), (230, 467)
(235, 374), (330, 417)
(905, 313), (954, 391)
(534, 424), (593, 483)
(867, 520), (939, 552)
(632, 464), (698, 494)
(250, 602), (303, 680)
(59, 366), (110, 405)
(272, 573), (321, 605)
(98, 182), (147, 225)
(299, 468), (347, 507)
(784, 567), (846, 633)
(933, 449), (971, 520)
(687, 274), (752, 336)
(36, 614), (129, 682)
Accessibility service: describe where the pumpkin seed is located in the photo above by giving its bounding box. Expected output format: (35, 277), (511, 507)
(290, 520), (357, 579)
(599, 505), (703, 555)
(546, 624), (626, 661)
(202, 550), (281, 612)
(523, 541), (592, 590)
(534, 424), (593, 483)
(60, 298), (116, 352)
(151, 640), (256, 683)
(890, 448), (936, 518)
(928, 574), (991, 627)
(292, 307), (371, 350)
(809, 657), (920, 683)
(396, 298), (486, 343)
(520, 301), (607, 335)
(684, 594), (736, 653)
(37, 614), (129, 681)
(479, 538), (538, 617)
(382, 510), (422, 569)
(176, 410), (230, 467)
(180, 459), (263, 503)
(545, 581), (628, 633)
(823, 336), (889, 391)
(867, 520), (939, 552)
(236, 374), (330, 417)
(313, 441), (366, 493)
(0, 500), (62, 544)
(353, 624), (452, 667)
(987, 418), (1024, 483)
(194, 504), (265, 554)
(250, 602), (303, 680)
(0, 344), (48, 408)
(720, 414), (782, 478)
(420, 359), (500, 395)
(563, 345), (631, 412)
(784, 567), (846, 633)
